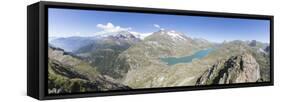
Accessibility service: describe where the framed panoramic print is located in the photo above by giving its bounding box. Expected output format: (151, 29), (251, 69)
(27, 1), (274, 100)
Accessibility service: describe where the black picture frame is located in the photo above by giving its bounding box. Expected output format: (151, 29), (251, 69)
(27, 1), (274, 100)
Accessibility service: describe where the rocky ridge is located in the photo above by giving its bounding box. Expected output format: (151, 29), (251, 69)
(196, 53), (261, 85)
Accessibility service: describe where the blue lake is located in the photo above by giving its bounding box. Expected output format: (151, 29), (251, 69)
(160, 48), (214, 65)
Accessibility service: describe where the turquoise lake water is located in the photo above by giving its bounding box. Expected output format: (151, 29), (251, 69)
(160, 48), (214, 65)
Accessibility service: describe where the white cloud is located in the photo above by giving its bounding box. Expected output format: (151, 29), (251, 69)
(153, 24), (165, 30)
(94, 22), (153, 39)
(95, 22), (132, 35)
(153, 24), (161, 29)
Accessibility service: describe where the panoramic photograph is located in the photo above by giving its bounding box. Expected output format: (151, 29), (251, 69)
(47, 8), (270, 94)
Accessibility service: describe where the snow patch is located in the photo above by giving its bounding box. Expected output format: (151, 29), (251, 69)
(130, 31), (153, 40)
(166, 30), (186, 41)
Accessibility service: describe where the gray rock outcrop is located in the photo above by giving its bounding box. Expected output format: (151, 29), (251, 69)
(196, 53), (261, 85)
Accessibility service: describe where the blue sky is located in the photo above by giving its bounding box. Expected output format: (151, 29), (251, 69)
(49, 8), (270, 43)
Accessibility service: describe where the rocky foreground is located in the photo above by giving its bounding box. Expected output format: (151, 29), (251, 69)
(196, 53), (260, 85)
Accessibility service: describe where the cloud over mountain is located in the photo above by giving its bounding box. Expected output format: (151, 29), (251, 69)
(153, 24), (160, 28)
(153, 24), (164, 30)
(94, 22), (153, 39)
(96, 22), (132, 35)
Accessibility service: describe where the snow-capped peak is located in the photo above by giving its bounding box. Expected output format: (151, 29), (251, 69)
(104, 31), (138, 41)
(160, 30), (186, 41)
(130, 31), (153, 40)
(94, 31), (132, 38)
(94, 31), (152, 40)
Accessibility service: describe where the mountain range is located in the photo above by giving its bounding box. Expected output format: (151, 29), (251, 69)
(48, 29), (270, 93)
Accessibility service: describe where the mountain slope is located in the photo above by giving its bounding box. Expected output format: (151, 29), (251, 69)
(48, 47), (130, 94)
(114, 30), (213, 73)
(143, 30), (212, 57)
(114, 38), (269, 88)
(111, 30), (214, 88)
(74, 31), (141, 79)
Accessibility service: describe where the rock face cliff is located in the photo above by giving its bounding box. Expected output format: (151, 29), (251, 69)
(196, 53), (260, 85)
